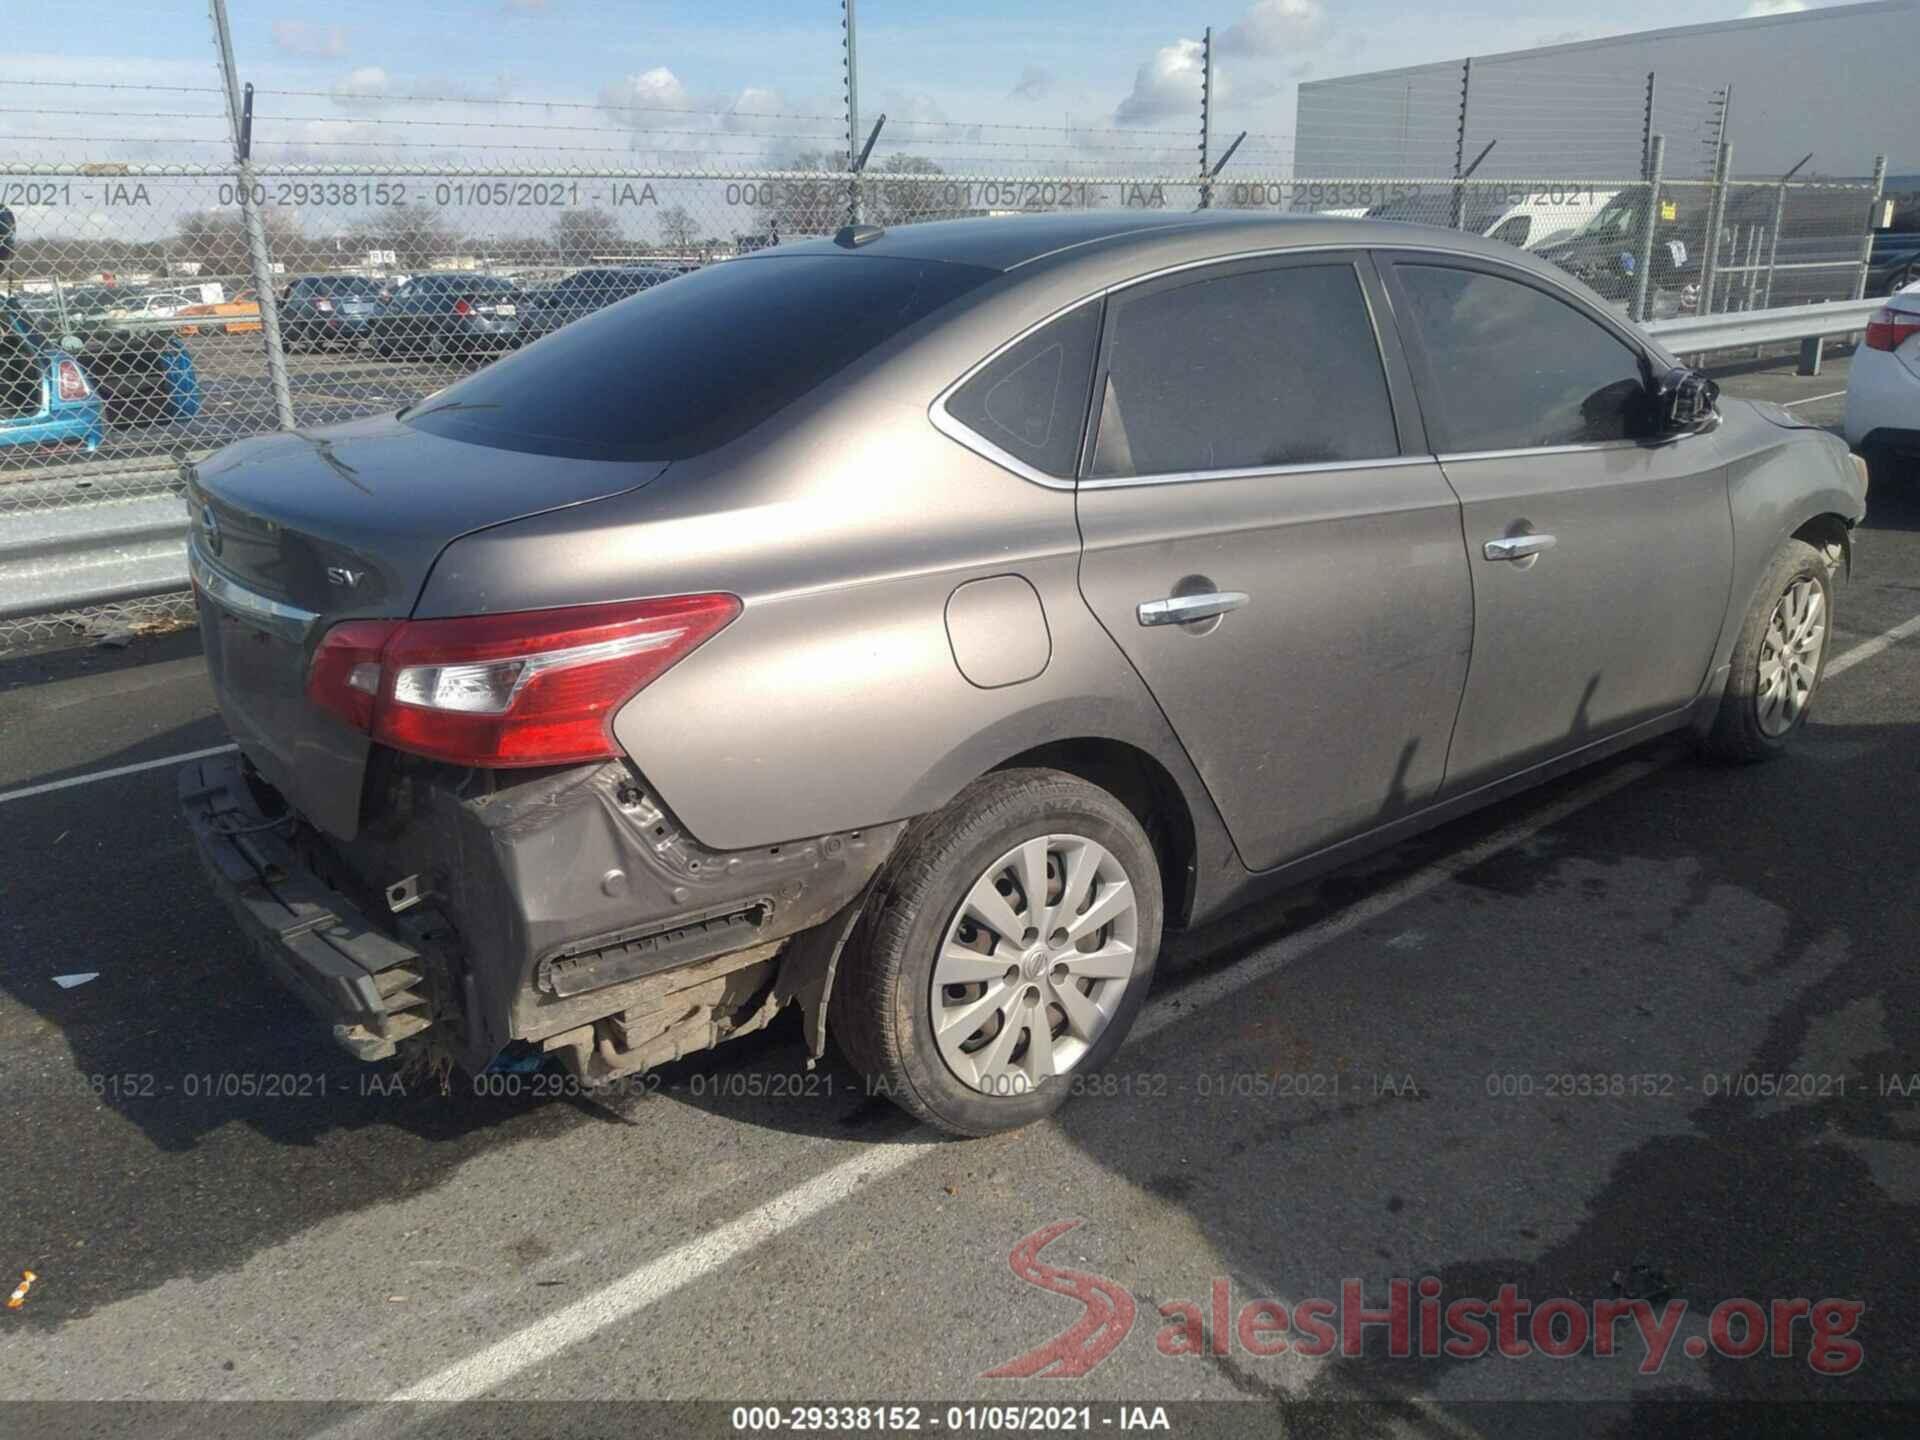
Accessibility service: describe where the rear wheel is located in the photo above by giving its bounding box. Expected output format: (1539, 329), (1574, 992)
(833, 769), (1162, 1137)
(1701, 538), (1836, 762)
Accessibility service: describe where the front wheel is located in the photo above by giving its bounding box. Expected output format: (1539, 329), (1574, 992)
(833, 769), (1163, 1137)
(1701, 538), (1836, 762)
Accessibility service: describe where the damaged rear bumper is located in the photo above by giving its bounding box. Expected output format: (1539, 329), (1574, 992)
(182, 747), (907, 1076)
(179, 753), (432, 1060)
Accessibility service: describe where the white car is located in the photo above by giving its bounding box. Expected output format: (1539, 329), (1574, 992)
(105, 291), (195, 322)
(1844, 284), (1920, 481)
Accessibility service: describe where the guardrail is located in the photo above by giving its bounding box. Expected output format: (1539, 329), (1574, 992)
(1644, 298), (1882, 374)
(0, 294), (1888, 643)
(0, 472), (188, 623)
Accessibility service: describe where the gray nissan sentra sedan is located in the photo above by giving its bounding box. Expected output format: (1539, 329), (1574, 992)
(180, 211), (1868, 1136)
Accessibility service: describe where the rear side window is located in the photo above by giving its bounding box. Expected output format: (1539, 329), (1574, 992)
(1089, 262), (1398, 479)
(943, 303), (1100, 479)
(1393, 264), (1648, 451)
(405, 254), (993, 461)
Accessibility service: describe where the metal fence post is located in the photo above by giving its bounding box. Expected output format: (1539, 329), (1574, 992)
(1698, 138), (1734, 318)
(1632, 134), (1665, 324)
(1761, 153), (1813, 311)
(208, 0), (294, 432)
(1640, 71), (1656, 180)
(842, 0), (862, 226)
(1451, 57), (1472, 229)
(1197, 27), (1215, 210)
(1851, 154), (1888, 301)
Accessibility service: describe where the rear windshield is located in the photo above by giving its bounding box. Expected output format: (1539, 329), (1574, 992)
(403, 253), (994, 461)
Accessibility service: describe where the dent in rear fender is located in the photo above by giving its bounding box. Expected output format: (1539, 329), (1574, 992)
(1713, 415), (1867, 673)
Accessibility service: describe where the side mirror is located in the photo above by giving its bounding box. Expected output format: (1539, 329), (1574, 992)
(1651, 365), (1718, 433)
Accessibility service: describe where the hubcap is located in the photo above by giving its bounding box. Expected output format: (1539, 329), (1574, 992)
(931, 833), (1139, 1096)
(1756, 575), (1826, 737)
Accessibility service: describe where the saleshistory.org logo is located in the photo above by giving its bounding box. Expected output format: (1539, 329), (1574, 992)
(982, 1222), (1866, 1379)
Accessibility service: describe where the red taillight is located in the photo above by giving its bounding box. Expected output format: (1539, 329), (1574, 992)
(452, 298), (473, 317)
(1865, 306), (1920, 353)
(305, 620), (401, 733)
(55, 359), (91, 401)
(306, 596), (740, 768)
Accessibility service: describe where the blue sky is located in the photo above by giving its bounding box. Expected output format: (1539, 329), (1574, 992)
(7, 0), (1838, 172)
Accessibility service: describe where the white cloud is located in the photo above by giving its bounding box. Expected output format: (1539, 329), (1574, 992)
(1115, 0), (1330, 126)
(330, 66), (390, 105)
(602, 66), (693, 112)
(272, 20), (348, 59)
(1743, 0), (1807, 13)
(1114, 38), (1208, 125)
(1219, 0), (1327, 57)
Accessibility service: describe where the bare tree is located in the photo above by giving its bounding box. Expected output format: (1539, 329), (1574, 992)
(867, 155), (951, 227)
(658, 206), (698, 252)
(553, 207), (623, 262)
(754, 149), (845, 241)
(350, 202), (456, 272)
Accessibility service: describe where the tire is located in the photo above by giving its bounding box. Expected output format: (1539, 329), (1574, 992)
(1701, 538), (1837, 763)
(833, 768), (1163, 1137)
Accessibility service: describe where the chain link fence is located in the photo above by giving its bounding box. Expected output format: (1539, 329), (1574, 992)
(0, 12), (1893, 647)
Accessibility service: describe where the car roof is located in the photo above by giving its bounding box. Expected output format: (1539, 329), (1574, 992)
(739, 208), (1586, 279)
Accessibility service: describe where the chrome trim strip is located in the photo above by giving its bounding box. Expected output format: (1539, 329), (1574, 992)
(1079, 454), (1433, 491)
(1436, 439), (1646, 463)
(188, 544), (319, 640)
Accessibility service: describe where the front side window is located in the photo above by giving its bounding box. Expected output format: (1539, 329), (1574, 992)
(943, 302), (1100, 479)
(1394, 263), (1648, 452)
(1089, 262), (1399, 480)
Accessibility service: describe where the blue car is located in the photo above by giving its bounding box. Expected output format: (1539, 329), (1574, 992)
(0, 298), (104, 456)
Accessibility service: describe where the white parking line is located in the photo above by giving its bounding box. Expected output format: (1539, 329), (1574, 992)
(1780, 389), (1848, 408)
(0, 743), (235, 806)
(1826, 610), (1920, 679)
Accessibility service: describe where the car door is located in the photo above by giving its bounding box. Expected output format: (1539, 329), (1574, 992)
(1376, 252), (1733, 791)
(1073, 253), (1475, 871)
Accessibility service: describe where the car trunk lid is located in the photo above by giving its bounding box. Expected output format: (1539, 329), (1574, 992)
(188, 411), (669, 837)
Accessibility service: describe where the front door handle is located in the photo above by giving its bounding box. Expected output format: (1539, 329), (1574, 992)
(1137, 591), (1250, 627)
(1483, 533), (1557, 562)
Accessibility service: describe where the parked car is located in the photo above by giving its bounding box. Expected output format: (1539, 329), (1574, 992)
(1366, 187), (1618, 253)
(1843, 282), (1920, 483)
(280, 274), (386, 350)
(180, 212), (1867, 1137)
(523, 266), (680, 338)
(1865, 176), (1920, 296)
(0, 298), (103, 457)
(177, 288), (263, 336)
(104, 289), (197, 323)
(368, 274), (521, 358)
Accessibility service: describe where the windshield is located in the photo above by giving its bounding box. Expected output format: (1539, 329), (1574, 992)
(403, 253), (994, 461)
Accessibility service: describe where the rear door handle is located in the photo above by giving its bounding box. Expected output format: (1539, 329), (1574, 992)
(1483, 534), (1557, 562)
(1136, 591), (1250, 627)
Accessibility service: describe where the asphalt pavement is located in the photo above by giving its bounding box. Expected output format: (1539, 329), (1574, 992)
(0, 354), (1916, 1437)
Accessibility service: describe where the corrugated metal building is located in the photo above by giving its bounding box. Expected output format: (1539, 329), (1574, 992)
(1294, 0), (1914, 181)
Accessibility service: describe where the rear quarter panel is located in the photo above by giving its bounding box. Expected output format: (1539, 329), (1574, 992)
(414, 278), (1240, 903)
